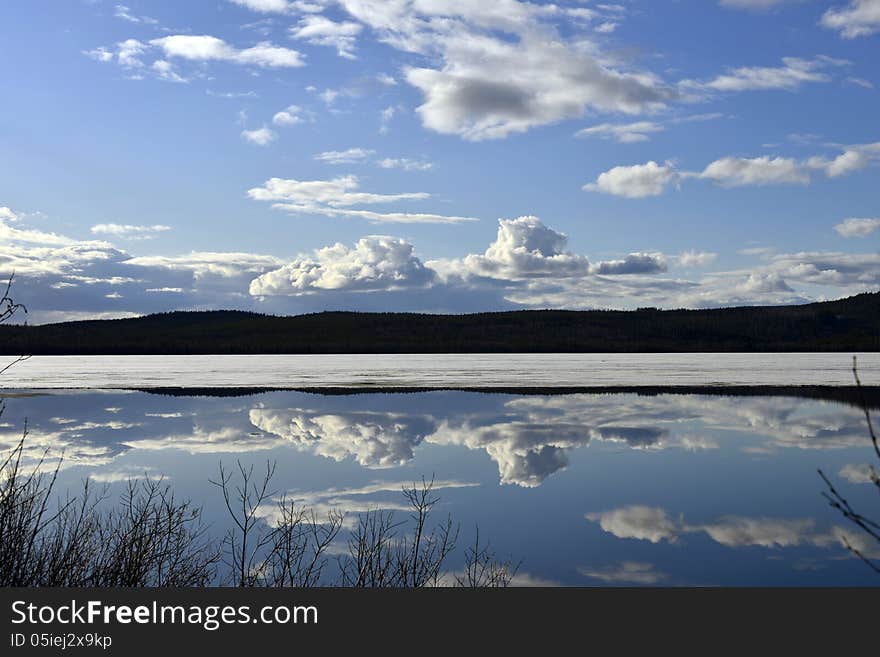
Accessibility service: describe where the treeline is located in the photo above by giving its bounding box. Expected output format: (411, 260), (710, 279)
(1, 292), (878, 354)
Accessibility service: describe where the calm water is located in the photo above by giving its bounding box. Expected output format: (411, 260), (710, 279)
(1, 384), (878, 585)
(2, 353), (879, 389)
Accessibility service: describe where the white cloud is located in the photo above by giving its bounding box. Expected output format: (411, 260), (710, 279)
(846, 76), (875, 88)
(575, 121), (665, 144)
(0, 211), (286, 322)
(247, 175), (477, 223)
(151, 60), (187, 83)
(682, 56), (846, 93)
(822, 0), (880, 38)
(405, 40), (672, 140)
(593, 253), (667, 275)
(248, 175), (427, 207)
(437, 216), (591, 281)
(88, 33), (305, 81)
(228, 0), (295, 12)
(677, 251), (718, 268)
(84, 47), (114, 63)
(839, 463), (877, 484)
(124, 252), (282, 278)
(325, 1), (672, 140)
(229, 0), (327, 13)
(376, 157), (433, 171)
(150, 35), (305, 68)
(89, 465), (162, 483)
(587, 505), (870, 555)
(241, 126), (277, 146)
(314, 148), (374, 164)
(88, 38), (148, 70)
(699, 156), (810, 186)
(0, 207), (19, 222)
(584, 161), (678, 198)
(719, 0), (805, 9)
(586, 506), (680, 543)
(379, 105), (396, 134)
(272, 104), (303, 126)
(90, 224), (172, 239)
(113, 4), (158, 25)
(579, 562), (668, 584)
(249, 236), (436, 296)
(834, 217), (880, 237)
(588, 142), (880, 197)
(290, 15), (363, 59)
(250, 407), (438, 468)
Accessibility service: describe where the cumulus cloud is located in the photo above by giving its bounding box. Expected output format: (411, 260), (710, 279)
(150, 35), (305, 68)
(249, 235), (436, 296)
(834, 217), (880, 237)
(88, 33), (305, 81)
(4, 199), (878, 321)
(587, 505), (868, 555)
(438, 216), (591, 281)
(586, 506), (680, 543)
(821, 0), (880, 38)
(249, 407), (436, 468)
(247, 175), (477, 224)
(241, 126), (277, 146)
(272, 105), (303, 126)
(290, 15), (363, 59)
(699, 156), (810, 186)
(84, 39), (149, 71)
(405, 40), (672, 140)
(427, 419), (587, 487)
(588, 143), (880, 197)
(593, 253), (667, 275)
(319, 0), (673, 140)
(584, 161), (678, 198)
(0, 210), (284, 322)
(0, 207), (19, 222)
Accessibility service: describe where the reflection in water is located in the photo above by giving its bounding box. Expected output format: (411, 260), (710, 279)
(0, 388), (877, 585)
(249, 408), (434, 468)
(585, 505), (879, 557)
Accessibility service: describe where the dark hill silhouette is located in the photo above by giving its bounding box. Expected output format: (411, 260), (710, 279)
(0, 292), (877, 354)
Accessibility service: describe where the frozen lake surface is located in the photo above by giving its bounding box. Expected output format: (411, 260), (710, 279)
(1, 352), (878, 389)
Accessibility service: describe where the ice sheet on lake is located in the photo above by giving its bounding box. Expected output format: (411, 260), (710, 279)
(1, 353), (877, 389)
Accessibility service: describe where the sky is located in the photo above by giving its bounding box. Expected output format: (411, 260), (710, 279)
(0, 0), (878, 323)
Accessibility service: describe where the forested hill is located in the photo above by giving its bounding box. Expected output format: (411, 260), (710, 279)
(1, 292), (878, 354)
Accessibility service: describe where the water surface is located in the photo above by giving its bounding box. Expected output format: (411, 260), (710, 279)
(1, 386), (878, 586)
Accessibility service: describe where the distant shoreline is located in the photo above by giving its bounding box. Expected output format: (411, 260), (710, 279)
(1, 292), (878, 355)
(3, 384), (879, 409)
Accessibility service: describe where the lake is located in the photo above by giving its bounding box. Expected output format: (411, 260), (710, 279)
(1, 353), (878, 585)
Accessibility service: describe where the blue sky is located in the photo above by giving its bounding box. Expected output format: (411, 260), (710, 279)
(0, 0), (878, 322)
